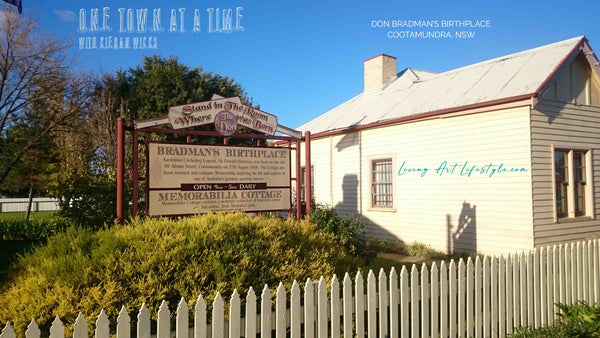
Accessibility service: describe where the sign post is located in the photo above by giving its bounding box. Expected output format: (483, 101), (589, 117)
(116, 95), (307, 221)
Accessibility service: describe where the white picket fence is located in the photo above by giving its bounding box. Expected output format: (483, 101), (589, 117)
(1, 239), (599, 338)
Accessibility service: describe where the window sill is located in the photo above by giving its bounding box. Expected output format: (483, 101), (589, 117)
(367, 207), (397, 213)
(556, 216), (593, 223)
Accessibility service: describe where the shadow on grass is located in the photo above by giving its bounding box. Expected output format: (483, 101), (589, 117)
(0, 240), (39, 283)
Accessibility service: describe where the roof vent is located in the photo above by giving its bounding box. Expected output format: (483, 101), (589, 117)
(364, 54), (397, 93)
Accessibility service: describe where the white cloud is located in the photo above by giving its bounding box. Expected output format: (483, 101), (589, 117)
(53, 9), (76, 22)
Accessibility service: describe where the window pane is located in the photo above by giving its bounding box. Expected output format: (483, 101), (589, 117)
(554, 151), (568, 218)
(573, 151), (586, 216)
(372, 159), (393, 207)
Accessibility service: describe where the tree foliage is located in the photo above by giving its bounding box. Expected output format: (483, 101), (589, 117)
(0, 8), (74, 188)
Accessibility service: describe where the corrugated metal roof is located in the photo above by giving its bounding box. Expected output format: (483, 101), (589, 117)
(299, 36), (585, 134)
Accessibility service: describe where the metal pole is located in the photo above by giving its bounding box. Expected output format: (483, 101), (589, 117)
(295, 140), (302, 220)
(116, 117), (125, 222)
(304, 131), (312, 219)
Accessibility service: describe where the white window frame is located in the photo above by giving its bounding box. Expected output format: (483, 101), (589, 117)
(551, 145), (594, 222)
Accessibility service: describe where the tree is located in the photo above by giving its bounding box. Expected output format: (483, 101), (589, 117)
(0, 6), (75, 188)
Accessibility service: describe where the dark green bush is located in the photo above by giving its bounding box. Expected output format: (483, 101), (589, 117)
(0, 213), (357, 334)
(309, 204), (376, 263)
(0, 216), (74, 240)
(510, 301), (600, 337)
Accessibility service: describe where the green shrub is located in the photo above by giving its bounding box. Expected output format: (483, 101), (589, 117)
(510, 301), (600, 337)
(0, 213), (357, 334)
(309, 204), (376, 263)
(0, 216), (73, 240)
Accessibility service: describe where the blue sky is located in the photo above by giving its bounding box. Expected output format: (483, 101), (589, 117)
(13, 0), (600, 129)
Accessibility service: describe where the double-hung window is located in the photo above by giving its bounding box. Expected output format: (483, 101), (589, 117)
(554, 148), (590, 220)
(371, 159), (393, 207)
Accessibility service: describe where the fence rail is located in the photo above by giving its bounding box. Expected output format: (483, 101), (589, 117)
(0, 198), (59, 213)
(1, 239), (599, 338)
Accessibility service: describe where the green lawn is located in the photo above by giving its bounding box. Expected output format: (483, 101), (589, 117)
(0, 211), (56, 221)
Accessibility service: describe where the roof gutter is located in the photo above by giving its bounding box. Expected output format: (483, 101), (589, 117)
(308, 93), (536, 140)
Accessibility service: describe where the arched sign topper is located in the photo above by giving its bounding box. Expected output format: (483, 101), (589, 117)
(116, 94), (311, 221)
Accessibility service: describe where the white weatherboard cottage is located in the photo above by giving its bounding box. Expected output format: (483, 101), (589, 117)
(296, 36), (600, 255)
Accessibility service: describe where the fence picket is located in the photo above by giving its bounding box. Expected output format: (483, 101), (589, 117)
(25, 320), (40, 338)
(96, 309), (110, 338)
(505, 255), (513, 335)
(305, 278), (315, 338)
(533, 248), (540, 328)
(512, 254), (521, 329)
(318, 277), (328, 338)
(177, 297), (189, 338)
(399, 266), (409, 338)
(570, 243), (577, 304)
(458, 260), (465, 338)
(430, 263), (439, 338)
(389, 268), (399, 338)
(491, 257), (499, 337)
(577, 242), (583, 301)
(564, 244), (573, 305)
(519, 252), (527, 327)
(526, 251), (534, 327)
(331, 274), (341, 338)
(584, 241), (590, 302)
(410, 265), (420, 338)
(50, 316), (65, 338)
(483, 257), (491, 337)
(539, 248), (547, 327)
(379, 269), (388, 338)
(475, 256), (483, 338)
(420, 264), (430, 338)
(245, 288), (257, 338)
(552, 245), (560, 324)
(367, 270), (377, 338)
(195, 294), (207, 338)
(342, 274), (353, 338)
(230, 290), (241, 338)
(355, 271), (365, 338)
(545, 247), (554, 326)
(260, 286), (271, 338)
(449, 260), (457, 338)
(116, 306), (130, 338)
(137, 303), (151, 338)
(559, 245), (566, 306)
(291, 281), (301, 338)
(466, 258), (474, 338)
(213, 293), (225, 338)
(72, 313), (86, 338)
(499, 256), (506, 338)
(275, 283), (286, 338)
(1, 323), (16, 338)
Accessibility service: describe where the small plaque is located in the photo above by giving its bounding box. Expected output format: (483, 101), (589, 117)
(214, 110), (238, 136)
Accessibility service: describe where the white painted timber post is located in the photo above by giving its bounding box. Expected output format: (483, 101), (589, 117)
(229, 289), (242, 338)
(275, 283), (286, 338)
(72, 313), (87, 338)
(117, 306), (131, 338)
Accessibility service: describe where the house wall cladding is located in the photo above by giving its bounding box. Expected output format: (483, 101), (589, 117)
(531, 100), (600, 246)
(304, 105), (535, 255)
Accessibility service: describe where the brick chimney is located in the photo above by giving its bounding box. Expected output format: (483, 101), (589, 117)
(364, 54), (397, 93)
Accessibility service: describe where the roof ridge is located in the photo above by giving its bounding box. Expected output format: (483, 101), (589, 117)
(421, 36), (584, 80)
